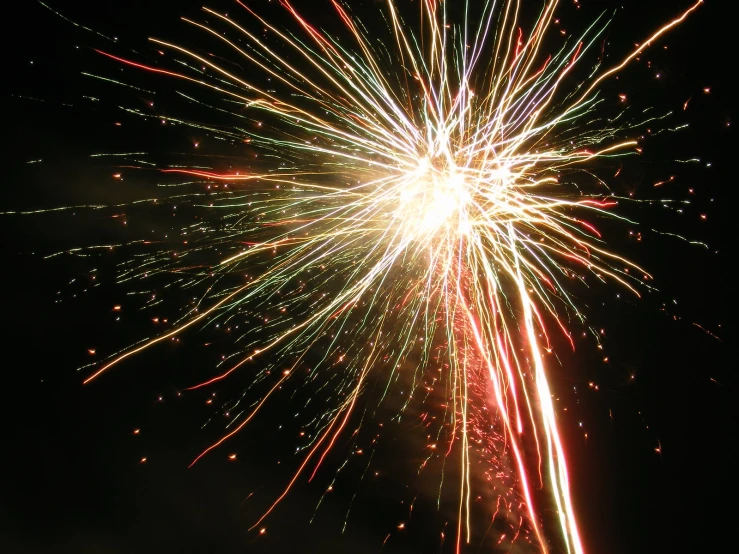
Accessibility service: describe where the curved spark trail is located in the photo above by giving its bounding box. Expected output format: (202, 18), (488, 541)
(72, 1), (703, 552)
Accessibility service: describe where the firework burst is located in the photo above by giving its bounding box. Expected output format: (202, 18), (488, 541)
(59, 0), (704, 552)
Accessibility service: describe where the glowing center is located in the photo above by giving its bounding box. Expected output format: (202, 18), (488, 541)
(398, 158), (470, 238)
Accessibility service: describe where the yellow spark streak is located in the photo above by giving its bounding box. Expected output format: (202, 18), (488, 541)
(573, 0), (704, 107)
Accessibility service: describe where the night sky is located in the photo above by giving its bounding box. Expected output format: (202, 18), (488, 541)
(1, 1), (733, 553)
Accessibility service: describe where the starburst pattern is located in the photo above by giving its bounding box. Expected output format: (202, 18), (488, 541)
(72, 1), (704, 552)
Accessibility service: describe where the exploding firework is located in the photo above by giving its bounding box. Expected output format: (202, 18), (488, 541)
(34, 0), (705, 552)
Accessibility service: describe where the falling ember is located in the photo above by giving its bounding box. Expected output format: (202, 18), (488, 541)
(653, 176), (675, 187)
(73, 1), (706, 553)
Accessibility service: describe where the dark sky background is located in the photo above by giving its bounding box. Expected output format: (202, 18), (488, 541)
(1, 1), (733, 553)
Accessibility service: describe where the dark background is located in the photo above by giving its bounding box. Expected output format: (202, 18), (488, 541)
(1, 1), (733, 553)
